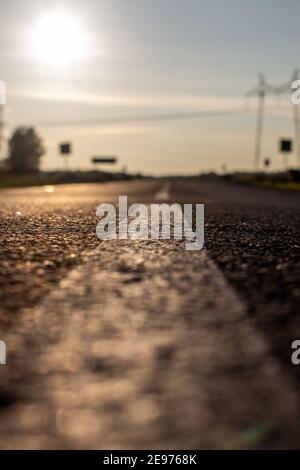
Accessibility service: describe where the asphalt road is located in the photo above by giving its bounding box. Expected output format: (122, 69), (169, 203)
(0, 178), (300, 449)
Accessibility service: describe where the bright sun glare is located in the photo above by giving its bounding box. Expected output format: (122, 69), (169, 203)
(31, 11), (87, 67)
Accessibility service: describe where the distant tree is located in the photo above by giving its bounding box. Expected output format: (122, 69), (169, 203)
(8, 127), (45, 173)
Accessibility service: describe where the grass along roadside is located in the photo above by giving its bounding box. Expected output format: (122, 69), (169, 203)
(248, 180), (300, 192)
(222, 172), (300, 193)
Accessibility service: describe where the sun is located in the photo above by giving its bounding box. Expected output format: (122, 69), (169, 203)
(31, 11), (87, 67)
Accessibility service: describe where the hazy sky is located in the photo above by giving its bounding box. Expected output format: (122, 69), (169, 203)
(1, 0), (299, 174)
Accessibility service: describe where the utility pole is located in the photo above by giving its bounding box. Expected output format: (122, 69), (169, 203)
(247, 73), (276, 170)
(255, 74), (266, 170)
(247, 71), (300, 170)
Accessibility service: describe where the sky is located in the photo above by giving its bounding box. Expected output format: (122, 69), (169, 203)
(0, 0), (300, 174)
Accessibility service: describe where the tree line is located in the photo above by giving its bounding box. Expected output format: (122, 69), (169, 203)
(3, 127), (45, 173)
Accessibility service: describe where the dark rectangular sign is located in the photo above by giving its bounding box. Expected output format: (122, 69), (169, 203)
(92, 157), (117, 164)
(60, 143), (72, 155)
(280, 139), (293, 153)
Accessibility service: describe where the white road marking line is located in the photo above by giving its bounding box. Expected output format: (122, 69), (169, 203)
(0, 244), (299, 449)
(155, 182), (171, 201)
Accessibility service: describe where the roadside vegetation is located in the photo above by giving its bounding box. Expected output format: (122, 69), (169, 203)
(222, 171), (300, 192)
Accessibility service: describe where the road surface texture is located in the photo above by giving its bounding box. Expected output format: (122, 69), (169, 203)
(0, 178), (300, 449)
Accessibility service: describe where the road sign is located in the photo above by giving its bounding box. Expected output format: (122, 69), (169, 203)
(279, 139), (293, 171)
(59, 143), (72, 155)
(59, 142), (72, 171)
(92, 156), (117, 164)
(280, 139), (293, 153)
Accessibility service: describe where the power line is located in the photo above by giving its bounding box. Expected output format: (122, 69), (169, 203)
(28, 71), (300, 171)
(247, 70), (300, 169)
(38, 108), (247, 127)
